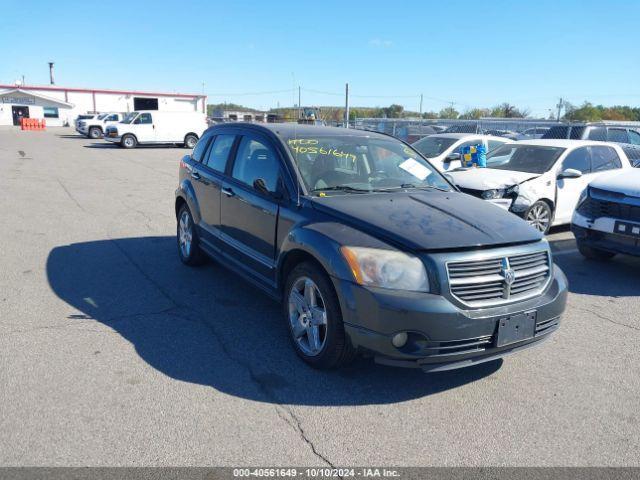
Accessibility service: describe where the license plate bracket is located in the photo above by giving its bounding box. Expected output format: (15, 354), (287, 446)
(496, 311), (536, 347)
(614, 221), (640, 238)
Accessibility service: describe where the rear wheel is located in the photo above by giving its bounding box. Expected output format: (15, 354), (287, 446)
(121, 134), (137, 149)
(577, 242), (616, 261)
(284, 262), (355, 369)
(88, 127), (102, 139)
(177, 204), (205, 266)
(184, 134), (198, 149)
(525, 201), (552, 234)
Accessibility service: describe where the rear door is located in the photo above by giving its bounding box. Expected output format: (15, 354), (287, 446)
(219, 132), (285, 283)
(555, 146), (593, 223)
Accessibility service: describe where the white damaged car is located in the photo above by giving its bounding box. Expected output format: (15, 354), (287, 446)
(447, 140), (633, 233)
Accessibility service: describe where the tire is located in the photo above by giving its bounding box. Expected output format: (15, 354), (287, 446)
(184, 134), (198, 149)
(121, 134), (137, 149)
(283, 262), (356, 369)
(88, 127), (102, 139)
(176, 204), (206, 266)
(577, 242), (616, 261)
(525, 201), (553, 234)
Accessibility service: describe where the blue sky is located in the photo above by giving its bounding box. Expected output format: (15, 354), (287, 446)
(1, 0), (639, 117)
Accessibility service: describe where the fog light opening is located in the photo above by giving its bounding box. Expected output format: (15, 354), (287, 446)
(391, 332), (408, 348)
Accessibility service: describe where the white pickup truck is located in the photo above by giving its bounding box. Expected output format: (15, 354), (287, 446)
(76, 112), (124, 139)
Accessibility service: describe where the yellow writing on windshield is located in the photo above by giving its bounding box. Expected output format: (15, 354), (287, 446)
(288, 139), (356, 162)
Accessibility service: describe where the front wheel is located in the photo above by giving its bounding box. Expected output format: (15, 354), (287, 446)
(184, 134), (198, 149)
(89, 127), (102, 139)
(284, 262), (355, 369)
(525, 201), (552, 234)
(121, 134), (137, 149)
(577, 242), (616, 261)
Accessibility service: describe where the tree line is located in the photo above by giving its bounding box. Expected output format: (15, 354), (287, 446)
(208, 101), (640, 122)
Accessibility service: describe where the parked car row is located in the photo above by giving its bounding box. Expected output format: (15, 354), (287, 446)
(75, 110), (208, 148)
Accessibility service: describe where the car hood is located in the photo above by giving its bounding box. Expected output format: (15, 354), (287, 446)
(589, 169), (640, 197)
(310, 190), (542, 251)
(447, 168), (540, 190)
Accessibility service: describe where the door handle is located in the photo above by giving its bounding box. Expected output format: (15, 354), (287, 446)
(222, 187), (235, 197)
(191, 171), (201, 180)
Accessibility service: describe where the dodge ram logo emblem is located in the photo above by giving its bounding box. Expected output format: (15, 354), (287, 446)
(501, 259), (516, 286)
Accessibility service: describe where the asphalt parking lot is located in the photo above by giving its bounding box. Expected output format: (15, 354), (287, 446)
(0, 126), (639, 467)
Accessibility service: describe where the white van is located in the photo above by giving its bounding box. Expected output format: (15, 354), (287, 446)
(104, 111), (207, 148)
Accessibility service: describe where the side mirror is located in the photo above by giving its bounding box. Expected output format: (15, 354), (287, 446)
(558, 168), (582, 179)
(445, 152), (461, 162)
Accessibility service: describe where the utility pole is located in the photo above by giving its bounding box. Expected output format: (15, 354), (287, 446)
(298, 86), (301, 120)
(556, 98), (564, 122)
(344, 83), (350, 128)
(419, 94), (423, 116)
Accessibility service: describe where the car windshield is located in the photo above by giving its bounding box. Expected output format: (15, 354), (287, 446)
(282, 133), (453, 194)
(486, 144), (566, 174)
(121, 112), (138, 124)
(412, 136), (458, 158)
(97, 113), (108, 120)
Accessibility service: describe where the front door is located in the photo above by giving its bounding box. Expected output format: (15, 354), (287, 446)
(220, 134), (282, 283)
(132, 112), (155, 142)
(555, 146), (594, 224)
(12, 106), (29, 126)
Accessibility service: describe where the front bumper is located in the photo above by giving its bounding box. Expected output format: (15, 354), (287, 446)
(336, 265), (567, 372)
(572, 212), (640, 256)
(104, 133), (121, 143)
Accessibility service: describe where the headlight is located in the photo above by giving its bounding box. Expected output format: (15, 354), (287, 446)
(340, 246), (429, 292)
(482, 185), (519, 199)
(577, 187), (590, 208)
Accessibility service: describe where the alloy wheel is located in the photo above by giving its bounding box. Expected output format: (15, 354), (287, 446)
(178, 210), (193, 258)
(526, 204), (550, 232)
(288, 277), (328, 356)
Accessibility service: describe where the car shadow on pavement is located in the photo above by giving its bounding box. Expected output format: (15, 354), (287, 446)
(83, 143), (184, 149)
(46, 236), (502, 406)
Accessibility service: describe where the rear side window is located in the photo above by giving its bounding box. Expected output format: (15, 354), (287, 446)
(587, 127), (606, 141)
(607, 128), (629, 143)
(231, 136), (281, 193)
(543, 126), (569, 139)
(569, 126), (586, 139)
(590, 146), (622, 172)
(561, 147), (591, 174)
(204, 134), (236, 172)
(191, 132), (214, 162)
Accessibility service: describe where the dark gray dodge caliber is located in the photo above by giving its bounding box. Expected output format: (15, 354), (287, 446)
(175, 123), (568, 372)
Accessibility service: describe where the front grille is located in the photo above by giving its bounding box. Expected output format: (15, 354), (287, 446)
(420, 335), (493, 358)
(580, 197), (640, 223)
(535, 316), (559, 336)
(447, 250), (551, 307)
(458, 187), (484, 199)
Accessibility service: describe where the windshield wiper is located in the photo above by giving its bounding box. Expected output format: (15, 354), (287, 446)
(377, 183), (451, 192)
(312, 185), (370, 194)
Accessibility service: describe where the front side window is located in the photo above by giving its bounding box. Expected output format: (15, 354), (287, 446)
(412, 136), (457, 158)
(607, 128), (629, 143)
(232, 136), (281, 193)
(561, 147), (591, 174)
(283, 134), (452, 193)
(486, 144), (565, 174)
(135, 113), (152, 124)
(628, 130), (640, 145)
(487, 140), (506, 151)
(590, 146), (622, 172)
(205, 134), (236, 172)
